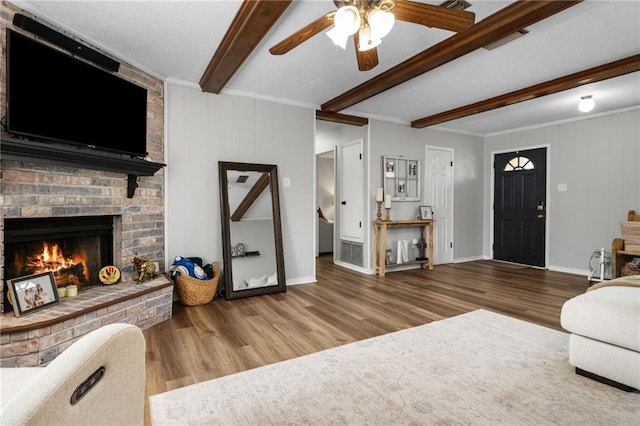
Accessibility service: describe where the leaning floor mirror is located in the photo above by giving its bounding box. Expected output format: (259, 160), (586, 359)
(218, 161), (286, 300)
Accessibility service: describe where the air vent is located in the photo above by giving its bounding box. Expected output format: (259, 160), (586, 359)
(439, 0), (472, 10)
(236, 175), (249, 183)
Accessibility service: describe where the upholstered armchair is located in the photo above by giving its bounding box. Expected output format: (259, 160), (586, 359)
(0, 323), (145, 425)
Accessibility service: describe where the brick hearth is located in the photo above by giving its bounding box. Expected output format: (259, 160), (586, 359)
(0, 275), (173, 367)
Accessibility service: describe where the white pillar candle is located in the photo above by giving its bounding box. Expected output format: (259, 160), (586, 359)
(376, 187), (384, 202)
(385, 195), (391, 209)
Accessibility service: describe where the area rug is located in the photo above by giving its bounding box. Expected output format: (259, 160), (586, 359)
(149, 310), (639, 425)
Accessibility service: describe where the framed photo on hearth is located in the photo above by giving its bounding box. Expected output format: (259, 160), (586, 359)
(8, 271), (60, 317)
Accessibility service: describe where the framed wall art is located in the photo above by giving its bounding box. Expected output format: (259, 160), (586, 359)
(419, 205), (433, 220)
(382, 156), (420, 201)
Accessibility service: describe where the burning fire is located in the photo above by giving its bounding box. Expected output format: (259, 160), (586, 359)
(27, 242), (88, 281)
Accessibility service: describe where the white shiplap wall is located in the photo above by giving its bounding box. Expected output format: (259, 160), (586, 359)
(368, 120), (485, 264)
(483, 108), (640, 275)
(166, 84), (316, 285)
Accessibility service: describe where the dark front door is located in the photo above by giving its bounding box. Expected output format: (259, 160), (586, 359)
(493, 147), (546, 267)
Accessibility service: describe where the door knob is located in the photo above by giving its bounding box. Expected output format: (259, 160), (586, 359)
(341, 201), (346, 205)
(537, 214), (544, 219)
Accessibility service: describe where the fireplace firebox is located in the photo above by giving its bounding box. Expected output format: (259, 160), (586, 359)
(4, 216), (114, 309)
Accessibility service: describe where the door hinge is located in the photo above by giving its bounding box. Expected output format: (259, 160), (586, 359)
(359, 153), (362, 160)
(450, 242), (453, 248)
(450, 161), (453, 167)
(359, 221), (362, 228)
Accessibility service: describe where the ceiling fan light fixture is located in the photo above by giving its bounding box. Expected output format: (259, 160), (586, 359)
(357, 25), (381, 52)
(334, 5), (361, 36)
(367, 8), (395, 40)
(326, 26), (349, 49)
(578, 95), (595, 113)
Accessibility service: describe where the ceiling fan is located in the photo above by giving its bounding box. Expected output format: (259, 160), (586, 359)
(269, 0), (476, 71)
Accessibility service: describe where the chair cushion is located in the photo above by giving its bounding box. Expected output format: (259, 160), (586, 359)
(561, 286), (640, 351)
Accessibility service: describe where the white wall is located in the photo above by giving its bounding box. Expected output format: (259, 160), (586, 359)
(166, 84), (636, 280)
(369, 120), (485, 264)
(166, 84), (316, 284)
(483, 109), (640, 274)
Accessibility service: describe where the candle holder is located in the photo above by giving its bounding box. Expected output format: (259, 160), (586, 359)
(376, 201), (383, 222)
(385, 207), (391, 222)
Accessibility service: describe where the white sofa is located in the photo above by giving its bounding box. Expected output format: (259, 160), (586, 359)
(0, 323), (145, 425)
(560, 276), (640, 391)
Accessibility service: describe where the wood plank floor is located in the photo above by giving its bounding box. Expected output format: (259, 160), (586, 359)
(143, 256), (589, 424)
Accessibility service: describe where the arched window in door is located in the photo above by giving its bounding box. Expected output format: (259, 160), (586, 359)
(504, 156), (535, 172)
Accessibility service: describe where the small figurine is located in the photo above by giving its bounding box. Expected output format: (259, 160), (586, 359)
(132, 256), (156, 284)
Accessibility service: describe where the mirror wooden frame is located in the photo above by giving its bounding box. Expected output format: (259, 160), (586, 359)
(218, 161), (286, 300)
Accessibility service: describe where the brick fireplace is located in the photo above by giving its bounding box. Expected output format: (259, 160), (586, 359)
(0, 2), (172, 366)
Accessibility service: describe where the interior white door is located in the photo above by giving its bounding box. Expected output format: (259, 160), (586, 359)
(340, 140), (363, 242)
(425, 146), (454, 264)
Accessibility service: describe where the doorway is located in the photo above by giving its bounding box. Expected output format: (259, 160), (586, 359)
(493, 147), (547, 267)
(316, 149), (335, 256)
(425, 146), (454, 264)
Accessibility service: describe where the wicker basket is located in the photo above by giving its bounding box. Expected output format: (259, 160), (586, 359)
(175, 262), (220, 306)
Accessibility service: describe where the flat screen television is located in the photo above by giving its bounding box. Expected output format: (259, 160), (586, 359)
(6, 29), (148, 157)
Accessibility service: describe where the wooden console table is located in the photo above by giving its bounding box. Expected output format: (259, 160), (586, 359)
(372, 219), (434, 277)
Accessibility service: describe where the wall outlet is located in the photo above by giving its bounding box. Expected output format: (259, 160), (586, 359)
(283, 177), (291, 188)
(40, 346), (59, 363)
(557, 183), (567, 192)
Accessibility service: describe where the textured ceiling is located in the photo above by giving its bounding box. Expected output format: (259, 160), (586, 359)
(13, 0), (640, 136)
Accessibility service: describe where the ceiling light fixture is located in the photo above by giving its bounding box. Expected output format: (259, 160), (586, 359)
(578, 95), (595, 113)
(327, 0), (396, 51)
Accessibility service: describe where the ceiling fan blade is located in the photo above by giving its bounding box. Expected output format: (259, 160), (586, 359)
(353, 32), (379, 71)
(269, 12), (335, 55)
(393, 0), (475, 33)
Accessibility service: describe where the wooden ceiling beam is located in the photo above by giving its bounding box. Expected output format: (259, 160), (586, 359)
(200, 0), (291, 94)
(411, 54), (640, 128)
(231, 172), (271, 222)
(322, 0), (582, 113)
(316, 111), (369, 126)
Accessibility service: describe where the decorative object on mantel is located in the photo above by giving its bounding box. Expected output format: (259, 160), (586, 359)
(65, 285), (78, 297)
(132, 256), (157, 284)
(7, 271), (60, 318)
(99, 265), (121, 285)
